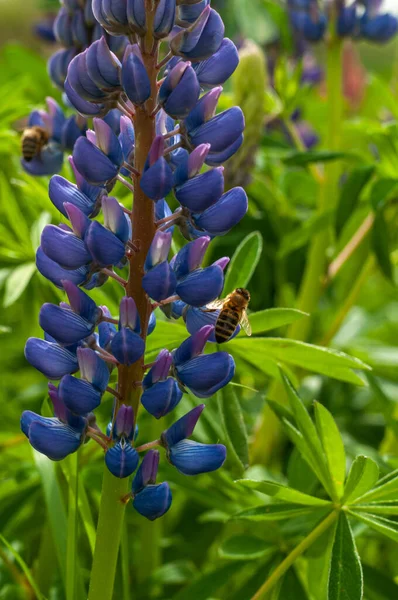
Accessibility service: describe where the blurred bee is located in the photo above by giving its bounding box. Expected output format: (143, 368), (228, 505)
(21, 126), (50, 162)
(206, 288), (252, 344)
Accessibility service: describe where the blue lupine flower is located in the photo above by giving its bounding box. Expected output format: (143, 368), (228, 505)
(140, 136), (174, 201)
(161, 405), (226, 475)
(191, 187), (248, 237)
(193, 38), (239, 88)
(184, 305), (240, 342)
(170, 6), (225, 61)
(111, 298), (145, 365)
(105, 440), (139, 477)
(25, 338), (79, 379)
(153, 0), (176, 39)
(132, 451), (172, 520)
(360, 13), (398, 42)
(122, 44), (151, 105)
(159, 61), (200, 119)
(142, 350), (183, 418)
(143, 231), (177, 301)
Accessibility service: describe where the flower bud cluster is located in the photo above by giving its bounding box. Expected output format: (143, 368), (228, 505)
(22, 0), (247, 521)
(49, 0), (127, 90)
(288, 0), (397, 44)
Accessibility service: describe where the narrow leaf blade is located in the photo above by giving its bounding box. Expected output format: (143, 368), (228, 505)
(223, 231), (263, 295)
(328, 513), (363, 600)
(314, 402), (346, 499)
(343, 455), (379, 504)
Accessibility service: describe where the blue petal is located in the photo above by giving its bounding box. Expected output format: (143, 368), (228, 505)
(39, 304), (94, 344)
(176, 352), (235, 398)
(140, 157), (174, 202)
(77, 347), (110, 391)
(59, 375), (102, 414)
(28, 418), (85, 461)
(142, 262), (177, 302)
(64, 78), (105, 117)
(21, 411), (53, 438)
(169, 440), (226, 475)
(154, 0), (176, 38)
(49, 176), (96, 218)
(25, 338), (78, 379)
(193, 38), (239, 88)
(175, 167), (224, 212)
(36, 247), (89, 288)
(41, 225), (92, 270)
(148, 311), (157, 335)
(133, 483), (172, 520)
(189, 107), (244, 153)
(85, 221), (126, 267)
(193, 187), (248, 236)
(122, 50), (151, 105)
(73, 137), (120, 184)
(105, 441), (139, 478)
(110, 328), (145, 365)
(176, 266), (224, 307)
(21, 146), (64, 177)
(161, 404), (204, 448)
(132, 450), (159, 494)
(205, 134), (243, 166)
(141, 379), (183, 419)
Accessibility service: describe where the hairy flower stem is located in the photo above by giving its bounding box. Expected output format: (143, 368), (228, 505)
(251, 35), (344, 464)
(250, 511), (338, 600)
(88, 10), (159, 599)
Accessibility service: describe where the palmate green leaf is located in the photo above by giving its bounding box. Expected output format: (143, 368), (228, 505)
(0, 533), (47, 600)
(328, 513), (363, 600)
(342, 455), (379, 504)
(3, 262), (36, 307)
(172, 562), (243, 600)
(314, 402), (346, 499)
(248, 308), (308, 335)
(219, 386), (249, 475)
(335, 165), (375, 237)
(230, 338), (370, 385)
(237, 479), (331, 507)
(223, 231), (263, 295)
(219, 535), (274, 561)
(232, 503), (319, 521)
(281, 372), (336, 499)
(349, 511), (398, 544)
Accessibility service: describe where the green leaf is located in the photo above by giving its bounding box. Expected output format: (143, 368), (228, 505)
(278, 210), (333, 258)
(314, 402), (346, 499)
(349, 511), (398, 543)
(281, 372), (335, 499)
(66, 453), (79, 600)
(366, 374), (398, 439)
(249, 308), (308, 335)
(219, 535), (274, 561)
(230, 338), (370, 385)
(335, 165), (375, 237)
(307, 523), (338, 600)
(369, 178), (398, 212)
(328, 513), (363, 600)
(219, 386), (249, 474)
(282, 419), (329, 489)
(223, 231), (263, 295)
(278, 568), (310, 600)
(353, 471), (398, 504)
(372, 210), (393, 281)
(362, 564), (398, 600)
(282, 150), (351, 167)
(353, 501), (398, 515)
(343, 455), (379, 504)
(237, 480), (331, 506)
(0, 533), (47, 600)
(172, 563), (243, 600)
(232, 503), (319, 521)
(3, 262), (36, 307)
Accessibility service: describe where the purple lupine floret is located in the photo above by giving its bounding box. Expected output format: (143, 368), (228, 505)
(193, 38), (239, 88)
(73, 118), (123, 184)
(170, 6), (224, 61)
(159, 61), (200, 119)
(122, 45), (151, 106)
(142, 350), (183, 418)
(161, 405), (226, 475)
(21, 410), (86, 461)
(25, 338), (79, 379)
(143, 230), (177, 301)
(105, 441), (139, 478)
(140, 136), (174, 201)
(132, 451), (172, 520)
(110, 298), (145, 365)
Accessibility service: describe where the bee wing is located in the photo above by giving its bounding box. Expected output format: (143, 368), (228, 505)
(240, 311), (252, 336)
(204, 298), (225, 311)
(13, 117), (29, 132)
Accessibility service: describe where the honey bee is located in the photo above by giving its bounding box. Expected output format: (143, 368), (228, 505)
(21, 126), (50, 162)
(206, 288), (252, 344)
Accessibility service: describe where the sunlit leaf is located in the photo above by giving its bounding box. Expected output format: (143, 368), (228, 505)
(219, 386), (249, 475)
(237, 480), (331, 506)
(232, 503), (318, 521)
(3, 262), (36, 307)
(350, 511), (398, 544)
(343, 455), (379, 504)
(314, 402), (346, 499)
(249, 308), (308, 335)
(219, 535), (274, 561)
(223, 231), (263, 295)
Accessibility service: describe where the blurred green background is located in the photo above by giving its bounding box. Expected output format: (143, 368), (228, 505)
(1, 1), (398, 599)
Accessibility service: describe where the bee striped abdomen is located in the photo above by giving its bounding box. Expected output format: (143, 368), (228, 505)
(215, 308), (240, 343)
(22, 138), (39, 161)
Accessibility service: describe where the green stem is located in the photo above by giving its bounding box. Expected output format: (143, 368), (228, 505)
(250, 511), (338, 600)
(66, 452), (79, 600)
(87, 469), (130, 600)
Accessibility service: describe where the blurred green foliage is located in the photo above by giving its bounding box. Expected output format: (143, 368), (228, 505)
(1, 1), (398, 599)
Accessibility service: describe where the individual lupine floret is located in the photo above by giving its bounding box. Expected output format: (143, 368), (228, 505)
(178, 0), (209, 25)
(131, 450), (172, 520)
(92, 0), (129, 36)
(172, 143), (225, 212)
(288, 0), (327, 43)
(153, 0), (176, 39)
(140, 136), (174, 201)
(39, 280), (103, 345)
(25, 337), (79, 379)
(21, 386), (87, 461)
(142, 350), (183, 418)
(158, 61), (200, 119)
(142, 230), (176, 302)
(161, 404), (226, 474)
(121, 44), (151, 106)
(110, 297), (145, 365)
(190, 187), (249, 237)
(172, 325), (235, 398)
(183, 88), (245, 166)
(170, 6), (225, 61)
(172, 237), (228, 306)
(192, 38), (239, 89)
(337, 3), (357, 36)
(98, 306), (118, 351)
(73, 118), (124, 185)
(58, 347), (110, 414)
(360, 11), (398, 43)
(35, 247), (96, 290)
(49, 173), (104, 219)
(105, 404), (139, 478)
